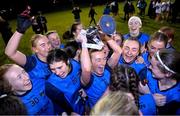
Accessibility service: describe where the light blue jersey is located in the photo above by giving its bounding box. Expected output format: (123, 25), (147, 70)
(85, 67), (111, 108)
(47, 59), (85, 114)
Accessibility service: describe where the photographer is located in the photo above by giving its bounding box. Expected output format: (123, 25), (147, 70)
(36, 11), (48, 34)
(72, 5), (82, 23)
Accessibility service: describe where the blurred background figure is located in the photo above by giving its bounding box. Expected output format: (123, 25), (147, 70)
(123, 0), (135, 21)
(36, 11), (48, 34)
(0, 14), (13, 45)
(103, 3), (111, 15)
(72, 5), (82, 23)
(136, 0), (147, 16)
(31, 16), (41, 34)
(88, 4), (97, 26)
(110, 0), (119, 17)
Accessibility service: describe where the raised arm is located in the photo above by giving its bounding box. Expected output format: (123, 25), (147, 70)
(104, 35), (122, 69)
(76, 30), (91, 86)
(5, 7), (32, 66)
(5, 31), (27, 66)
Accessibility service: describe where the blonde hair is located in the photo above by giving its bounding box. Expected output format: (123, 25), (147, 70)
(30, 34), (46, 47)
(90, 91), (139, 115)
(128, 16), (142, 26)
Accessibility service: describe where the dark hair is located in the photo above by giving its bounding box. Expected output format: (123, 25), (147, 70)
(71, 22), (81, 36)
(148, 31), (168, 48)
(0, 95), (27, 115)
(64, 41), (80, 58)
(154, 49), (180, 81)
(109, 64), (139, 107)
(123, 37), (141, 47)
(122, 37), (141, 55)
(47, 48), (69, 65)
(62, 22), (81, 41)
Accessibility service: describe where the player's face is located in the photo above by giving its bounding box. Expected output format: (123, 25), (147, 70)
(91, 51), (107, 76)
(149, 56), (166, 79)
(148, 40), (166, 57)
(122, 40), (140, 63)
(128, 19), (141, 37)
(49, 61), (69, 78)
(5, 65), (32, 95)
(75, 24), (83, 35)
(34, 36), (52, 58)
(48, 33), (61, 48)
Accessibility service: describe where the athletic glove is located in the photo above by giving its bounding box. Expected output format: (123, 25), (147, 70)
(16, 6), (32, 34)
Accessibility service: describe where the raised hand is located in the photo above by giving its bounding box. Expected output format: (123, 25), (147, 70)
(16, 6), (32, 34)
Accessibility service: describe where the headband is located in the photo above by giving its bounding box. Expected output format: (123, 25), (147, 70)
(156, 50), (176, 74)
(0, 94), (7, 99)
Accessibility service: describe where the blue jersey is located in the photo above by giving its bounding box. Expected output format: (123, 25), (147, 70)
(47, 59), (84, 114)
(146, 70), (180, 114)
(118, 55), (146, 75)
(123, 32), (150, 46)
(19, 79), (54, 115)
(22, 54), (54, 114)
(59, 44), (65, 49)
(139, 94), (157, 115)
(84, 67), (111, 108)
(24, 54), (51, 81)
(141, 51), (151, 67)
(166, 43), (175, 50)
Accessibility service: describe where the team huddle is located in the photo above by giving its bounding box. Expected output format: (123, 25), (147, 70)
(0, 5), (180, 115)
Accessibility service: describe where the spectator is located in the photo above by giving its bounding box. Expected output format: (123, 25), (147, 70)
(154, 0), (162, 22)
(31, 16), (41, 34)
(123, 0), (135, 21)
(103, 3), (111, 15)
(110, 0), (119, 17)
(137, 0), (147, 16)
(72, 5), (82, 23)
(148, 0), (156, 19)
(88, 4), (97, 26)
(36, 11), (48, 34)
